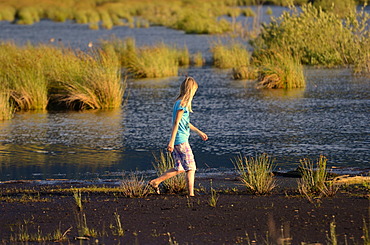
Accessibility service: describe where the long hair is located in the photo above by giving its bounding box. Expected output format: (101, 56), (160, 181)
(176, 76), (198, 112)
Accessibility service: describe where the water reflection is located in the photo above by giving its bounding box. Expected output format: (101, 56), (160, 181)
(0, 109), (125, 180)
(260, 88), (305, 100)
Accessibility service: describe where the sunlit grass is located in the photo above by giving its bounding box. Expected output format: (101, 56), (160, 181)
(152, 151), (187, 194)
(10, 224), (68, 243)
(252, 4), (370, 68)
(233, 153), (276, 195)
(0, 43), (49, 111)
(101, 37), (191, 78)
(0, 43), (125, 111)
(255, 49), (305, 89)
(297, 155), (340, 201)
(57, 50), (124, 109)
(191, 52), (205, 67)
(126, 43), (188, 78)
(211, 41), (251, 69)
(120, 172), (151, 198)
(0, 91), (14, 120)
(232, 66), (258, 80)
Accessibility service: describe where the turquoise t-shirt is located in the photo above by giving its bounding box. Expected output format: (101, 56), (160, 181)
(172, 100), (190, 145)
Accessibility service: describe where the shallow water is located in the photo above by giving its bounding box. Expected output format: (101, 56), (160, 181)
(0, 7), (369, 180)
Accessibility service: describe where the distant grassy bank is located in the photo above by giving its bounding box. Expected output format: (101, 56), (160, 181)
(1, 1), (369, 120)
(0, 0), (366, 33)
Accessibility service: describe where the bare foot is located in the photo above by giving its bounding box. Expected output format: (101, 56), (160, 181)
(149, 180), (160, 194)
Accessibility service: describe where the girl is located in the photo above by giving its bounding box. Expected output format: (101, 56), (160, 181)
(149, 76), (208, 196)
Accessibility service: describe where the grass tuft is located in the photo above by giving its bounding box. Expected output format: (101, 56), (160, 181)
(152, 151), (187, 194)
(211, 41), (251, 69)
(255, 49), (305, 89)
(233, 153), (276, 195)
(297, 155), (340, 200)
(0, 43), (125, 113)
(73, 190), (83, 211)
(120, 172), (151, 198)
(112, 211), (125, 236)
(208, 180), (219, 207)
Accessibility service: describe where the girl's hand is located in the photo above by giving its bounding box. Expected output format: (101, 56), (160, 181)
(167, 143), (174, 152)
(198, 131), (208, 141)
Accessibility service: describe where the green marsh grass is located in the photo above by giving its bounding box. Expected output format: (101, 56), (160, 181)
(126, 43), (183, 78)
(211, 41), (251, 69)
(0, 5), (16, 21)
(10, 222), (68, 242)
(233, 153), (276, 195)
(252, 4), (370, 67)
(232, 66), (258, 80)
(297, 155), (335, 200)
(112, 211), (125, 236)
(192, 52), (205, 67)
(76, 213), (98, 238)
(0, 91), (14, 120)
(73, 190), (83, 211)
(313, 0), (356, 17)
(241, 7), (256, 17)
(0, 43), (125, 112)
(1, 0), (361, 34)
(208, 180), (219, 207)
(0, 43), (49, 111)
(120, 172), (151, 198)
(256, 49), (305, 89)
(57, 50), (124, 109)
(100, 37), (136, 67)
(101, 38), (188, 78)
(152, 151), (187, 194)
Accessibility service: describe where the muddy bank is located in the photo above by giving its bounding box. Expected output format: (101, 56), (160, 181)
(0, 177), (368, 244)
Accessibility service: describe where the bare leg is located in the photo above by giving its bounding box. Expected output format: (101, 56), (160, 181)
(186, 170), (195, 196)
(149, 168), (184, 187)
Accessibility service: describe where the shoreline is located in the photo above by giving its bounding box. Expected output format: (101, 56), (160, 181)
(1, 166), (369, 183)
(0, 175), (368, 244)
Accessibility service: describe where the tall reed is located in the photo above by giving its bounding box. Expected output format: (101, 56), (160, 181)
(233, 153), (276, 195)
(313, 0), (356, 17)
(101, 38), (188, 78)
(0, 91), (14, 120)
(298, 155), (328, 196)
(152, 151), (187, 194)
(120, 172), (151, 198)
(126, 43), (181, 78)
(252, 4), (370, 67)
(255, 49), (305, 89)
(0, 43), (49, 110)
(41, 47), (125, 109)
(0, 43), (125, 112)
(100, 37), (136, 67)
(211, 41), (251, 69)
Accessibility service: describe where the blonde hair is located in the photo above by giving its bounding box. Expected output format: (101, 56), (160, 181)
(176, 76), (198, 112)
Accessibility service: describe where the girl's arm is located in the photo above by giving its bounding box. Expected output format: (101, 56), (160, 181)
(190, 123), (208, 141)
(167, 109), (184, 152)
